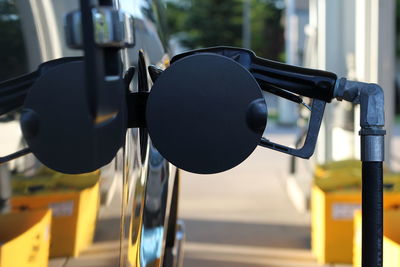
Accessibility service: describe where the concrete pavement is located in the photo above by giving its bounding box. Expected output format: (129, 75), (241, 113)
(46, 124), (398, 266)
(179, 126), (346, 267)
(3, 117), (398, 266)
(180, 125), (400, 267)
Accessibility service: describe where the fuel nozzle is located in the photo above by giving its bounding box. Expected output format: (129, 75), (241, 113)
(167, 47), (337, 159)
(143, 47), (339, 174)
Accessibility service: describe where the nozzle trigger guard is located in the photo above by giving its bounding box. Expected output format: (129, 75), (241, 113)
(259, 99), (326, 159)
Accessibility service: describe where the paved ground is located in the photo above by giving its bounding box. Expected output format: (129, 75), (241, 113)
(46, 125), (332, 267)
(180, 125), (400, 267)
(0, 112), (396, 267)
(179, 127), (324, 267)
(41, 124), (400, 266)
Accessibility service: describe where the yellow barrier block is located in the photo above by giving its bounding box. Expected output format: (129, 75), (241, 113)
(0, 209), (51, 267)
(383, 209), (400, 266)
(352, 210), (362, 267)
(311, 185), (360, 264)
(311, 186), (400, 264)
(312, 159), (400, 264)
(354, 209), (400, 267)
(10, 171), (100, 258)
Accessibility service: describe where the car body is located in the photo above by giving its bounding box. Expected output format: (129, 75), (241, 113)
(0, 1), (183, 266)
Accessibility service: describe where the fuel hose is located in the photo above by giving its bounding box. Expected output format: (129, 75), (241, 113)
(362, 161), (383, 267)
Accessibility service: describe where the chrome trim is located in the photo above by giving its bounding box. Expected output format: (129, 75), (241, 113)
(173, 220), (185, 267)
(65, 7), (135, 49)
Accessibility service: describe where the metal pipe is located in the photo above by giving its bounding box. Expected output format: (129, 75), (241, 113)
(335, 78), (385, 267)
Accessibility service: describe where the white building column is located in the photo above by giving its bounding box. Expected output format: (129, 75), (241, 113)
(280, 0), (309, 125)
(355, 0), (395, 166)
(308, 0), (356, 163)
(307, 0), (395, 165)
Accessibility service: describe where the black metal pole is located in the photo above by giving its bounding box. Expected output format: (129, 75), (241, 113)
(362, 161), (383, 267)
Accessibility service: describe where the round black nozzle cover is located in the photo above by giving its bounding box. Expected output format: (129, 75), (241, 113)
(146, 53), (267, 174)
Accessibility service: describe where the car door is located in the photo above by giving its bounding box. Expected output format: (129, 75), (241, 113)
(0, 1), (180, 266)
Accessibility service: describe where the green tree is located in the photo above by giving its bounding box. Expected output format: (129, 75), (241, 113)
(397, 0), (400, 57)
(166, 0), (284, 61)
(251, 0), (284, 61)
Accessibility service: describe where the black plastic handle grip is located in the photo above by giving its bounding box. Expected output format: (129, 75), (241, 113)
(251, 56), (337, 102)
(172, 46), (337, 102)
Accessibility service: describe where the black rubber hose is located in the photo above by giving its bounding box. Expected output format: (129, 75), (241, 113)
(0, 57), (83, 116)
(362, 161), (383, 267)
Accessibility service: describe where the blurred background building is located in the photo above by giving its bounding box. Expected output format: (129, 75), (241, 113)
(287, 0), (397, 211)
(167, 0), (398, 211)
(0, 0), (398, 266)
(168, 1), (399, 266)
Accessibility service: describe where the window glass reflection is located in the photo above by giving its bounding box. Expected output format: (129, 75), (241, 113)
(0, 0), (28, 82)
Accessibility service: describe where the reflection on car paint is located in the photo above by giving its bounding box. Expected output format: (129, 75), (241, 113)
(0, 1), (178, 267)
(138, 143), (170, 266)
(140, 226), (164, 266)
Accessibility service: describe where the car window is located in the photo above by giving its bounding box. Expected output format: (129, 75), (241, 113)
(0, 0), (28, 82)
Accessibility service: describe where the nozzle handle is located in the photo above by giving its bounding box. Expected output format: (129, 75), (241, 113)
(172, 46), (337, 102)
(251, 56), (337, 103)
